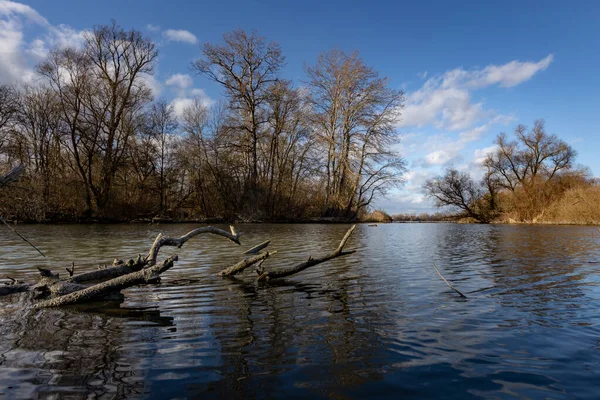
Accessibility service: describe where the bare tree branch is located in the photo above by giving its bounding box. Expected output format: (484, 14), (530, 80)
(257, 225), (356, 281)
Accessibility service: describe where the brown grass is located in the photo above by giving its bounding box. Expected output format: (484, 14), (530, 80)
(540, 186), (600, 225)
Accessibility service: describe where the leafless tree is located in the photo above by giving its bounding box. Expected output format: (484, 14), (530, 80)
(38, 21), (158, 216)
(306, 49), (406, 217)
(146, 99), (178, 213)
(484, 120), (576, 191)
(483, 120), (576, 220)
(424, 168), (489, 222)
(192, 29), (285, 195)
(0, 84), (19, 152)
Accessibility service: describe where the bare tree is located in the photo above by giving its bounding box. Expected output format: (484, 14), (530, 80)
(424, 168), (491, 222)
(192, 29), (285, 195)
(16, 86), (64, 210)
(0, 84), (19, 152)
(484, 120), (576, 221)
(306, 49), (405, 217)
(484, 120), (576, 191)
(38, 21), (158, 216)
(146, 99), (178, 213)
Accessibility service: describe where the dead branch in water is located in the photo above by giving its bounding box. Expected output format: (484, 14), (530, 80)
(257, 225), (356, 282)
(0, 226), (243, 308)
(218, 251), (276, 277)
(1, 164), (46, 257)
(432, 262), (467, 298)
(0, 224), (359, 309)
(1, 217), (46, 257)
(34, 256), (179, 308)
(145, 225), (241, 267)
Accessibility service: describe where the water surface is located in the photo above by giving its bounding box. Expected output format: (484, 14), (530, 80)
(1, 223), (599, 399)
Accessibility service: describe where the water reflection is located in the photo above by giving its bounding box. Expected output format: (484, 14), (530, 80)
(0, 223), (599, 399)
(0, 304), (173, 399)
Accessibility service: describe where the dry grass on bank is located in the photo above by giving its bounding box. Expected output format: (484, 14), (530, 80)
(360, 209), (393, 223)
(540, 186), (600, 225)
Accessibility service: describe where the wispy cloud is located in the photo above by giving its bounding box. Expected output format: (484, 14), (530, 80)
(146, 24), (160, 32)
(164, 73), (213, 118)
(0, 0), (88, 84)
(163, 29), (197, 44)
(165, 73), (193, 90)
(398, 55), (553, 131)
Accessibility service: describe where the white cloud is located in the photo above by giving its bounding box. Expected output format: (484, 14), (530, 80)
(398, 55), (553, 131)
(47, 24), (88, 50)
(467, 55), (554, 88)
(140, 73), (162, 97)
(0, 1), (48, 25)
(170, 94), (213, 118)
(165, 73), (193, 90)
(163, 29), (197, 44)
(418, 114), (513, 168)
(0, 1), (47, 83)
(0, 1), (88, 84)
(473, 145), (499, 165)
(423, 149), (460, 166)
(146, 24), (160, 32)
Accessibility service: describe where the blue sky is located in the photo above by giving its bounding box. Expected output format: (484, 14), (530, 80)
(1, 0), (598, 214)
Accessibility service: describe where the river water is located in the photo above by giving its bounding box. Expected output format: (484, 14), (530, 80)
(0, 223), (599, 399)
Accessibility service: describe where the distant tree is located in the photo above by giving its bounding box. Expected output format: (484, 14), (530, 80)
(484, 120), (576, 220)
(424, 168), (496, 222)
(306, 49), (406, 218)
(484, 120), (575, 191)
(192, 29), (285, 195)
(0, 85), (19, 152)
(38, 21), (158, 215)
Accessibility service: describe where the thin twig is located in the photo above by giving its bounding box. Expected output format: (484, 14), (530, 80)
(0, 217), (46, 257)
(432, 262), (467, 298)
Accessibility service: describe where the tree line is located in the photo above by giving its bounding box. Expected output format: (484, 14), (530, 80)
(0, 22), (406, 222)
(424, 120), (597, 223)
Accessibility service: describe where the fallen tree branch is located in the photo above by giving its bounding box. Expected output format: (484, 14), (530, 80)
(145, 225), (241, 267)
(218, 251), (276, 277)
(34, 256), (179, 308)
(0, 283), (32, 296)
(66, 256), (145, 284)
(257, 225), (356, 282)
(432, 262), (467, 298)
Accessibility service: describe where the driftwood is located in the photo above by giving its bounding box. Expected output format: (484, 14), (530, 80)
(1, 226), (242, 308)
(257, 225), (356, 281)
(218, 251), (276, 277)
(34, 256), (179, 308)
(1, 224), (358, 309)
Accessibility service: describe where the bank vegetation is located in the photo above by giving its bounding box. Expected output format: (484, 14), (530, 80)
(424, 120), (599, 225)
(0, 23), (406, 223)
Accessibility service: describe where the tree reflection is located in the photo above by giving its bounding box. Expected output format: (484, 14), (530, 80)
(0, 300), (173, 399)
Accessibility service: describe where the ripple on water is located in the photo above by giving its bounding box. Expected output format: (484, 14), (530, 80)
(1, 223), (600, 398)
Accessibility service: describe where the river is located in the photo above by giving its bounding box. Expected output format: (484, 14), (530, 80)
(1, 223), (599, 399)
